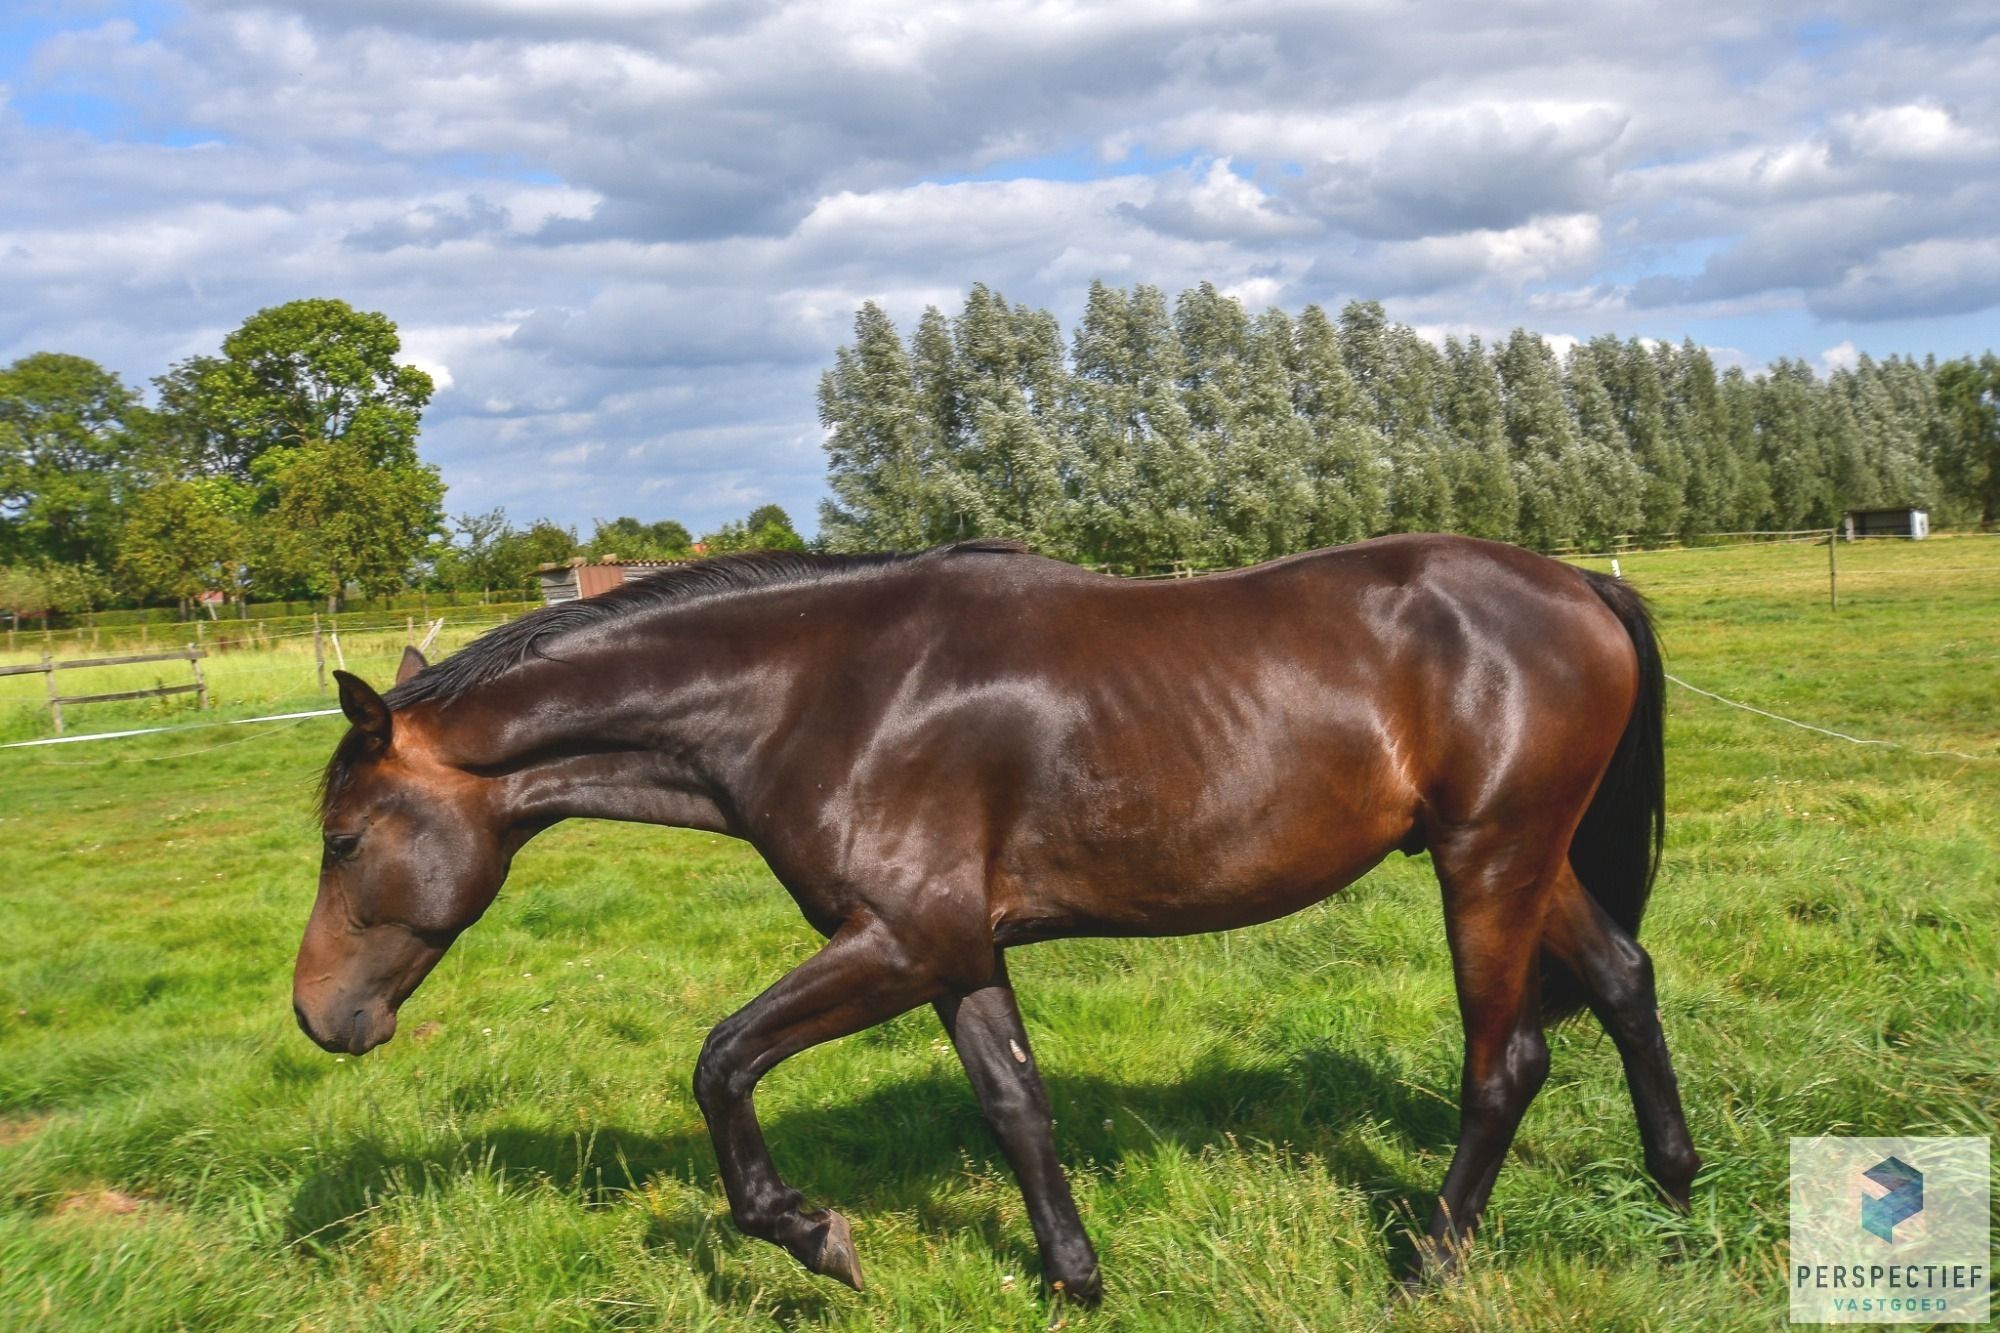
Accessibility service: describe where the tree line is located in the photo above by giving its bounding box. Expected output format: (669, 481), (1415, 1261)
(9, 285), (1996, 624)
(0, 298), (800, 622)
(820, 282), (2000, 567)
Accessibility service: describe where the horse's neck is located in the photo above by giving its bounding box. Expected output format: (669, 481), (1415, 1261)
(497, 746), (738, 833)
(454, 602), (800, 837)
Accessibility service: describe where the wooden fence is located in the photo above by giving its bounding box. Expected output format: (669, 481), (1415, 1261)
(0, 647), (208, 734)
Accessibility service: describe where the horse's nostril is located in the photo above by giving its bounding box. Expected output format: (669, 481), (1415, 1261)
(293, 999), (311, 1035)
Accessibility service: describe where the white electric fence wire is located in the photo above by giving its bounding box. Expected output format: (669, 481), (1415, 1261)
(0, 708), (343, 751)
(1664, 674), (1991, 762)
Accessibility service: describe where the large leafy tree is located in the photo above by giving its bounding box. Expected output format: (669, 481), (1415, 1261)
(1441, 337), (1517, 541)
(145, 300), (446, 604)
(430, 508), (551, 599)
(0, 560), (108, 625)
(1292, 304), (1386, 547)
(1566, 342), (1643, 548)
(117, 478), (251, 616)
(819, 303), (938, 552)
(1498, 330), (1588, 550)
(160, 299), (435, 495)
(505, 520), (582, 593)
(1757, 359), (1834, 529)
(1669, 341), (1737, 538)
(952, 285), (1071, 552)
(702, 505), (808, 554)
(257, 440), (444, 611)
(1931, 355), (1998, 526)
(1176, 283), (1260, 561)
(586, 516), (694, 561)
(0, 353), (147, 568)
(741, 505), (807, 550)
(1064, 282), (1208, 569)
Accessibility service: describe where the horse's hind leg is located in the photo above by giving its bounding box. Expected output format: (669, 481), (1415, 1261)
(1418, 831), (1555, 1281)
(692, 913), (947, 1290)
(934, 953), (1101, 1304)
(1542, 867), (1700, 1208)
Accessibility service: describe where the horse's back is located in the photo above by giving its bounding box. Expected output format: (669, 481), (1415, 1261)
(859, 536), (1635, 939)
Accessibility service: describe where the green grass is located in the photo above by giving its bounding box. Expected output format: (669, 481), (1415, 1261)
(2, 537), (1996, 1330)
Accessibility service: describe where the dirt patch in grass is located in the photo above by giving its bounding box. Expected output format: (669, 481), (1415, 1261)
(55, 1188), (149, 1219)
(0, 1115), (49, 1147)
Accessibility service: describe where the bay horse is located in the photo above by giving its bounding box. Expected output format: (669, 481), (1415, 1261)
(295, 535), (1699, 1302)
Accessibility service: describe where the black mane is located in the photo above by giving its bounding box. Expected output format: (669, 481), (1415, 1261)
(383, 538), (1025, 713)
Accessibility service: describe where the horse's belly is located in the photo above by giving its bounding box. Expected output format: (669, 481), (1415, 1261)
(990, 773), (1416, 942)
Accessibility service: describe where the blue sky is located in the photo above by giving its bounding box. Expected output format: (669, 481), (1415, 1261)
(3, 1), (1996, 537)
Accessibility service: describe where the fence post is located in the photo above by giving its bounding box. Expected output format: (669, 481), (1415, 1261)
(314, 614), (327, 693)
(42, 651), (62, 735)
(1827, 528), (1839, 612)
(189, 644), (207, 712)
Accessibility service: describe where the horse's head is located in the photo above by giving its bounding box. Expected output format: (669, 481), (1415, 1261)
(293, 651), (508, 1055)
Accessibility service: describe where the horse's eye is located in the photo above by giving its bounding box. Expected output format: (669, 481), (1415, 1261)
(325, 832), (362, 861)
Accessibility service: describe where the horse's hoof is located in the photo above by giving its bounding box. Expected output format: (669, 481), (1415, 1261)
(807, 1210), (863, 1291)
(1049, 1268), (1104, 1307)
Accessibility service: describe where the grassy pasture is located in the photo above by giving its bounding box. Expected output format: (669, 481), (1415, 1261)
(1, 537), (1995, 1330)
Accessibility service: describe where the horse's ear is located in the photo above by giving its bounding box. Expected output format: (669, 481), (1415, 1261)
(396, 646), (428, 685)
(334, 671), (392, 745)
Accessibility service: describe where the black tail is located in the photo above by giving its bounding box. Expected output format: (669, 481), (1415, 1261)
(1546, 571), (1666, 1020)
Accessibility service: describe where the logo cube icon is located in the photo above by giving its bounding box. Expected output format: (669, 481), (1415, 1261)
(1861, 1156), (1923, 1242)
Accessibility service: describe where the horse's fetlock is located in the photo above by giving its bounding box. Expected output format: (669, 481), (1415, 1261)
(1650, 1143), (1702, 1195)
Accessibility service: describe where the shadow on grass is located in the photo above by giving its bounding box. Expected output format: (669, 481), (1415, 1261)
(285, 1043), (1454, 1292)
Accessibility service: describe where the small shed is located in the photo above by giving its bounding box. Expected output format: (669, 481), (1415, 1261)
(1842, 507), (1929, 541)
(536, 556), (688, 605)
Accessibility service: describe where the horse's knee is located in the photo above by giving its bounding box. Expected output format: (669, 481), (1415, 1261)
(693, 1027), (752, 1113)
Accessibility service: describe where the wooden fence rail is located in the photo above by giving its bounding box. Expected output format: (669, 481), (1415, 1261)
(0, 646), (207, 734)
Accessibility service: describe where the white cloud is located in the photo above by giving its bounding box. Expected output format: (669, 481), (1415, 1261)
(1818, 339), (1861, 376)
(2, 1), (1996, 535)
(1831, 103), (1988, 163)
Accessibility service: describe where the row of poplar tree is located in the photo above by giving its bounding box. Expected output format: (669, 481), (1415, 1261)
(819, 282), (2000, 567)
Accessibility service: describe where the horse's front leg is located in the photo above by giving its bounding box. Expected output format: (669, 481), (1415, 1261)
(692, 912), (945, 1290)
(934, 954), (1102, 1304)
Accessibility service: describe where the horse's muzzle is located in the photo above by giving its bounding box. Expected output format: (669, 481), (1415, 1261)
(294, 996), (395, 1055)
